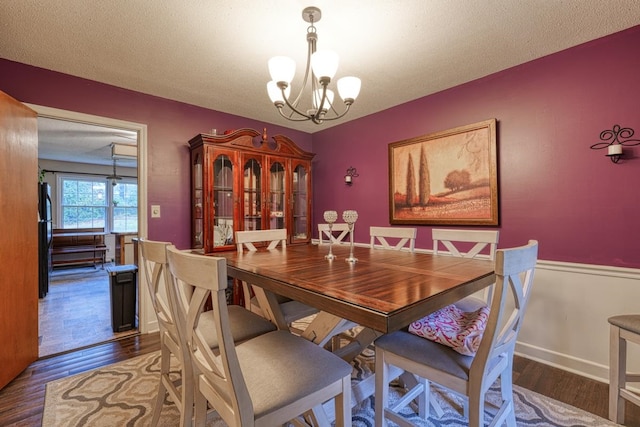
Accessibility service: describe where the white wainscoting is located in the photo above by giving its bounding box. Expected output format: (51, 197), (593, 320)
(516, 260), (640, 383)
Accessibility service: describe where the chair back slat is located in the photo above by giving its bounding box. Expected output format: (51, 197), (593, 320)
(318, 223), (351, 245)
(166, 246), (252, 425)
(432, 228), (499, 260)
(432, 228), (500, 306)
(139, 239), (177, 338)
(370, 226), (417, 252)
(470, 240), (538, 381)
(235, 229), (289, 314)
(236, 229), (287, 252)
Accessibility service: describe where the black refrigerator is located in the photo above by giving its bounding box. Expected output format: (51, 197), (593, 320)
(38, 182), (52, 298)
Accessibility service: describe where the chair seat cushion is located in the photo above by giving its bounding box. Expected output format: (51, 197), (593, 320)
(234, 330), (352, 419)
(408, 304), (490, 356)
(250, 293), (291, 305)
(608, 314), (640, 335)
(250, 295), (318, 324)
(376, 329), (473, 380)
(198, 305), (276, 348)
(280, 300), (319, 324)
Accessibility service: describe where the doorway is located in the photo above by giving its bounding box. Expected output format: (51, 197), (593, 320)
(30, 104), (149, 357)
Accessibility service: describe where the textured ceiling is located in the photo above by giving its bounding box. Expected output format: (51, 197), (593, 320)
(36, 117), (137, 167)
(2, 1), (640, 164)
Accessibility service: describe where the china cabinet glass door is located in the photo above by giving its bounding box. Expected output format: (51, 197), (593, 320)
(269, 161), (286, 230)
(213, 154), (234, 247)
(192, 153), (203, 248)
(292, 163), (309, 242)
(243, 157), (262, 231)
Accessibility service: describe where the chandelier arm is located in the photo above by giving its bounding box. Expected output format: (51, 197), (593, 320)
(314, 83), (330, 116)
(275, 106), (315, 122)
(326, 98), (339, 116)
(289, 33), (315, 109)
(279, 86), (315, 120)
(315, 103), (353, 122)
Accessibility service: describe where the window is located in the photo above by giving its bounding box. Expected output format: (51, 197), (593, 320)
(112, 181), (138, 232)
(59, 175), (137, 232)
(60, 178), (107, 229)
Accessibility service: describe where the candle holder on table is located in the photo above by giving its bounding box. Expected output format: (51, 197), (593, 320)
(323, 210), (338, 260)
(342, 210), (358, 263)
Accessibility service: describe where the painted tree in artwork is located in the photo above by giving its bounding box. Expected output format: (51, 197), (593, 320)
(406, 153), (416, 207)
(418, 145), (430, 205)
(444, 169), (471, 192)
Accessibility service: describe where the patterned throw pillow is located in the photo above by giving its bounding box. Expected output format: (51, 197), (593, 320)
(408, 304), (490, 356)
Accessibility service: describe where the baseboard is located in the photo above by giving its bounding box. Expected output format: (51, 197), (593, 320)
(515, 341), (609, 384)
(143, 319), (159, 334)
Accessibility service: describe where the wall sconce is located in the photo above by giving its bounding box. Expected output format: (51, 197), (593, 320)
(590, 124), (640, 164)
(345, 166), (359, 185)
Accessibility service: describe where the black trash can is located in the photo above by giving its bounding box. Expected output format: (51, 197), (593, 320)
(106, 264), (137, 332)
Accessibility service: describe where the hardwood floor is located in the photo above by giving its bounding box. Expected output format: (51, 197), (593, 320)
(0, 332), (161, 426)
(513, 356), (640, 426)
(39, 264), (138, 357)
(1, 329), (639, 426)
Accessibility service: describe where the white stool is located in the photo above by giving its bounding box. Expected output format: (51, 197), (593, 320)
(609, 314), (640, 423)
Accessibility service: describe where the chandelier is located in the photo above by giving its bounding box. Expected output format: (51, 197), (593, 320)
(267, 6), (361, 124)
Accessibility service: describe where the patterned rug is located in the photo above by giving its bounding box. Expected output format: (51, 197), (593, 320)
(43, 347), (619, 426)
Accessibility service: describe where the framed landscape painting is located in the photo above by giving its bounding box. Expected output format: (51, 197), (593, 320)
(388, 119), (498, 225)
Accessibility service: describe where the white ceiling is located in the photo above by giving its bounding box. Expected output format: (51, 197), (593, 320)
(2, 1), (640, 163)
(37, 117), (137, 167)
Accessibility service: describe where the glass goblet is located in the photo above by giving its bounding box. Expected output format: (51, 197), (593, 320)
(323, 210), (338, 260)
(342, 210), (358, 263)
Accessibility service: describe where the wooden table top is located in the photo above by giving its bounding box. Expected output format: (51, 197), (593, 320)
(217, 244), (495, 333)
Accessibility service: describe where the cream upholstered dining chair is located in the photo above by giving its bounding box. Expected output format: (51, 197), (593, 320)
(375, 240), (538, 427)
(370, 226), (417, 251)
(432, 228), (500, 309)
(236, 229), (318, 330)
(138, 239), (276, 427)
(318, 223), (351, 245)
(608, 314), (640, 424)
(165, 246), (353, 427)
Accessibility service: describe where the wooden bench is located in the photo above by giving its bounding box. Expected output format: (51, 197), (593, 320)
(52, 228), (107, 269)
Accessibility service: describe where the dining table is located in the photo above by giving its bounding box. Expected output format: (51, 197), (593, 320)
(218, 242), (494, 346)
(217, 242), (495, 405)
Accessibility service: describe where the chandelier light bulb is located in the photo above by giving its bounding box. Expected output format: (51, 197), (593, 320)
(337, 76), (361, 103)
(268, 56), (296, 84)
(310, 49), (339, 80)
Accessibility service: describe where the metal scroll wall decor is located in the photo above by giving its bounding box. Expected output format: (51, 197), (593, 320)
(590, 125), (640, 164)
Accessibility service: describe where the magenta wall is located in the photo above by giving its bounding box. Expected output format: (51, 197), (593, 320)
(311, 26), (640, 268)
(0, 60), (312, 249)
(2, 25), (639, 267)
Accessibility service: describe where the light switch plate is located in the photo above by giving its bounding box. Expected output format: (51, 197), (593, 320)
(151, 205), (161, 218)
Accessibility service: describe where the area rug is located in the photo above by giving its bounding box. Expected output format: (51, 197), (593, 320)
(43, 347), (619, 427)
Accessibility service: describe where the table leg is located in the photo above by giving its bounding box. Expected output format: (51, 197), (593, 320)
(300, 312), (353, 347)
(251, 286), (290, 331)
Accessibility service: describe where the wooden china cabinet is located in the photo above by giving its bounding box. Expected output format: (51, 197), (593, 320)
(189, 128), (314, 254)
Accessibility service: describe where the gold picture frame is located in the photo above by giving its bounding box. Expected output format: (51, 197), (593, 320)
(389, 119), (498, 225)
